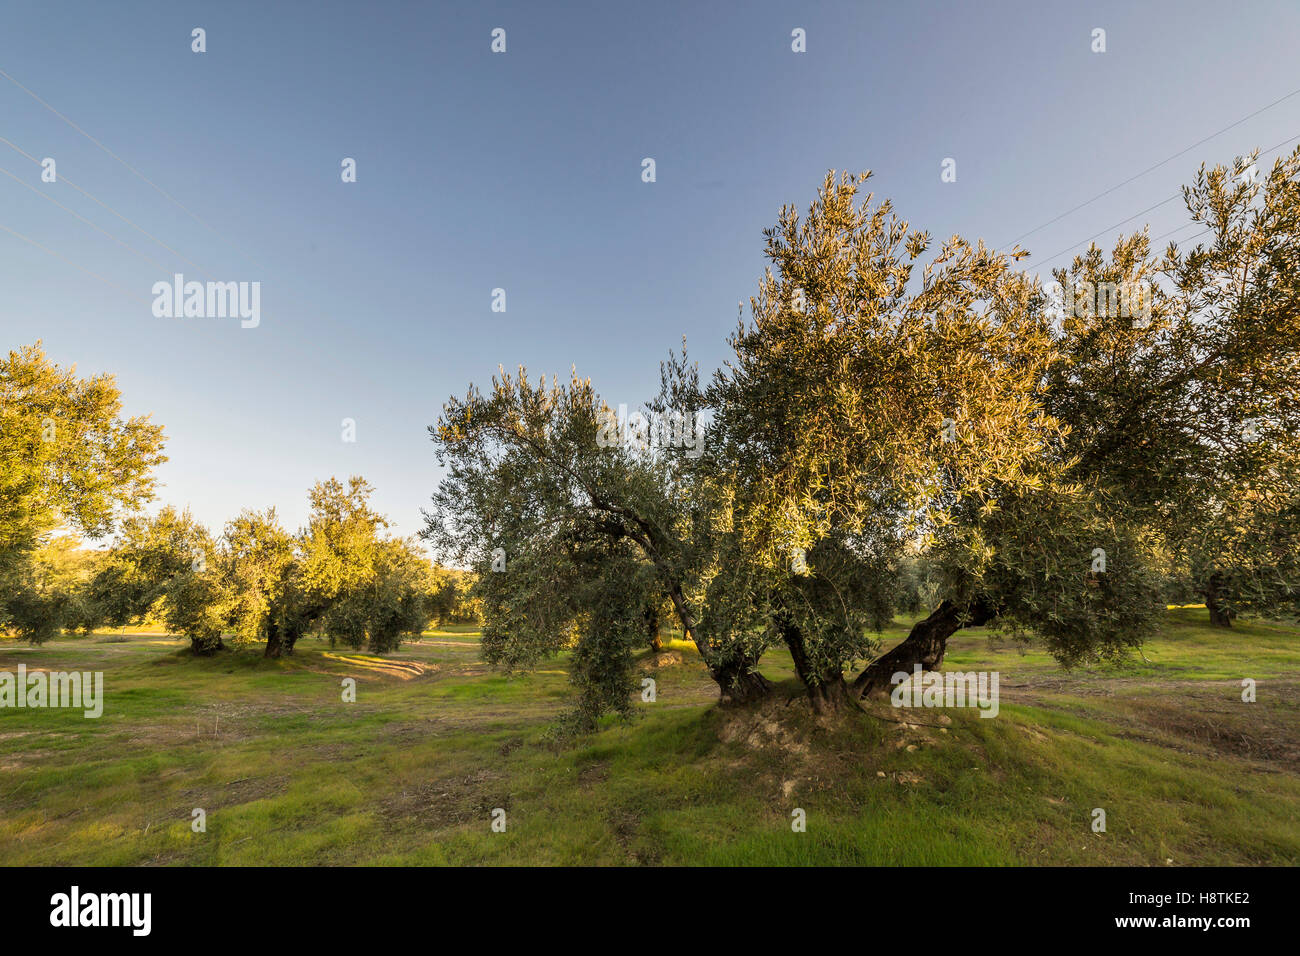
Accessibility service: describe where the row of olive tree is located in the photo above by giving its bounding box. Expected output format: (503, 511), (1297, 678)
(86, 477), (444, 656)
(426, 147), (1300, 720)
(8, 472), (470, 656)
(2, 344), (473, 654)
(9, 476), (473, 655)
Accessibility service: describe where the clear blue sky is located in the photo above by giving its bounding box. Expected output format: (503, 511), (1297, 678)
(3, 0), (1299, 542)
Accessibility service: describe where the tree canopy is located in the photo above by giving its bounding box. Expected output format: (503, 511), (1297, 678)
(1, 342), (165, 638)
(429, 152), (1299, 724)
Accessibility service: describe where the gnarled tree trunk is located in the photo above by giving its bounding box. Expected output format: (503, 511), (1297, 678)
(853, 597), (996, 699)
(645, 602), (665, 653)
(664, 581), (771, 703)
(190, 634), (225, 656)
(283, 621), (306, 655)
(264, 621), (283, 658)
(1207, 603), (1234, 628)
(1201, 573), (1234, 628)
(710, 658), (772, 704)
(778, 615), (854, 715)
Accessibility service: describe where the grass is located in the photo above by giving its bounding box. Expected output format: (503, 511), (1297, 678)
(1, 610), (1297, 865)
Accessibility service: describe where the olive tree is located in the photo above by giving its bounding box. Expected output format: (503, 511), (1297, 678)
(428, 169), (1176, 723)
(1, 342), (165, 638)
(1043, 146), (1300, 626)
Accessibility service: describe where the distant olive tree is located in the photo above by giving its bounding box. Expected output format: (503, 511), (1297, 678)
(89, 507), (227, 654)
(1, 342), (165, 640)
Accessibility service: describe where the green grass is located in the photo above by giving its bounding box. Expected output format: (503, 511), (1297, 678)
(1, 610), (1296, 865)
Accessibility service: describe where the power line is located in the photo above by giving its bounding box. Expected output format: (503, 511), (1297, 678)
(1027, 133), (1300, 270)
(1, 206), (274, 326)
(0, 135), (213, 275)
(1003, 86), (1300, 249)
(1031, 195), (1181, 264)
(1150, 220), (1204, 245)
(0, 64), (262, 269)
(0, 218), (150, 304)
(0, 163), (174, 274)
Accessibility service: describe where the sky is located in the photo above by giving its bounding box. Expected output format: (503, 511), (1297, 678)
(3, 0), (1299, 544)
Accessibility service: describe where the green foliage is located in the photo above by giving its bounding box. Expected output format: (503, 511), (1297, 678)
(221, 508), (296, 646)
(559, 548), (654, 734)
(944, 487), (1163, 666)
(1, 342), (165, 636)
(712, 171), (1062, 560)
(427, 365), (733, 719)
(703, 170), (1102, 687)
(76, 479), (441, 656)
(2, 535), (101, 643)
(296, 477), (434, 652)
(323, 536), (433, 653)
(432, 167), (1263, 721)
(1045, 145), (1300, 624)
(90, 507), (227, 653)
(425, 566), (480, 624)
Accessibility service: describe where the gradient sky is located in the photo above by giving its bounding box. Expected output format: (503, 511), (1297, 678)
(3, 0), (1299, 543)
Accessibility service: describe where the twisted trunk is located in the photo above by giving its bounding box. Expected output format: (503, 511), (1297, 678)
(710, 658), (772, 704)
(1202, 572), (1234, 628)
(264, 621), (283, 658)
(664, 581), (771, 703)
(779, 615), (853, 714)
(189, 634), (225, 656)
(645, 602), (665, 653)
(1207, 603), (1234, 628)
(283, 620), (307, 654)
(853, 597), (996, 699)
(583, 510), (770, 702)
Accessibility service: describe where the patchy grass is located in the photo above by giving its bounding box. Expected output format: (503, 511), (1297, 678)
(1, 610), (1296, 865)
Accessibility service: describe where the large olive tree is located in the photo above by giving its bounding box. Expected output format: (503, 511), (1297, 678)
(429, 171), (1165, 720)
